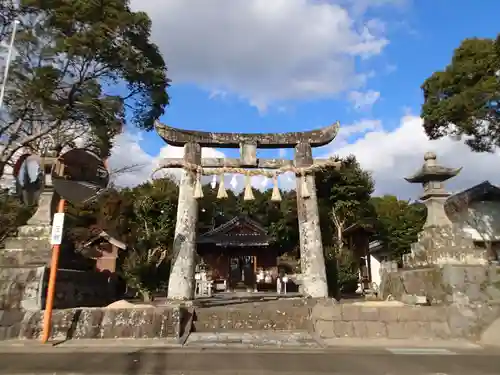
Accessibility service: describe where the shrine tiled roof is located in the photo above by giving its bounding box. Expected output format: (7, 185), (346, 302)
(197, 215), (273, 247)
(445, 180), (500, 214)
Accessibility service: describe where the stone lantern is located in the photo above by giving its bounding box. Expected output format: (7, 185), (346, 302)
(404, 151), (461, 228)
(403, 152), (487, 267)
(377, 152), (497, 307)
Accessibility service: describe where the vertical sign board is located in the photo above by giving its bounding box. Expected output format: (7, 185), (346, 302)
(50, 212), (65, 245)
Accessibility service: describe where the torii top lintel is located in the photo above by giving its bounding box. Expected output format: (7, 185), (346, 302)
(154, 121), (340, 149)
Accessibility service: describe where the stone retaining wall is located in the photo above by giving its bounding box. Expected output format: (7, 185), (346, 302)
(0, 306), (187, 341)
(379, 265), (500, 305)
(311, 300), (500, 340)
(0, 267), (118, 311)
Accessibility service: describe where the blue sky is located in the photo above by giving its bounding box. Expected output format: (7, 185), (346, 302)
(112, 0), (500, 196)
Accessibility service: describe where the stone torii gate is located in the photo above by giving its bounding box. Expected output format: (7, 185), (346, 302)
(154, 121), (341, 300)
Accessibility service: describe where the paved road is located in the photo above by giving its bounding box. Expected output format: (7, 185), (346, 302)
(0, 348), (499, 374)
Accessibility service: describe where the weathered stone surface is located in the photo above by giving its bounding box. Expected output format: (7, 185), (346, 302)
(333, 321), (354, 337)
(342, 305), (379, 321)
(405, 152), (460, 228)
(352, 321), (387, 338)
(193, 299), (314, 332)
(295, 142), (328, 298)
(404, 226), (487, 268)
(155, 121), (339, 149)
(311, 302), (500, 340)
(380, 265), (500, 306)
(0, 267), (44, 310)
(314, 320), (335, 338)
(161, 157), (340, 170)
(0, 266), (117, 311)
(167, 142), (201, 300)
(310, 299), (341, 321)
(0, 306), (184, 341)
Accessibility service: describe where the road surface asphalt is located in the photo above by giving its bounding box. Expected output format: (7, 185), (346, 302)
(0, 347), (499, 374)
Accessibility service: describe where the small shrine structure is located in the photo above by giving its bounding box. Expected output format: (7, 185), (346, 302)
(196, 215), (296, 293)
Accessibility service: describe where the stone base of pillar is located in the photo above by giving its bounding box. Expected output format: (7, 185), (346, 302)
(403, 224), (488, 268)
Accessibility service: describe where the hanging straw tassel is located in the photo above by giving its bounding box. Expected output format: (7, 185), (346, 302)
(243, 175), (255, 201)
(300, 173), (310, 198)
(193, 171), (204, 199)
(217, 174), (228, 199)
(271, 174), (282, 202)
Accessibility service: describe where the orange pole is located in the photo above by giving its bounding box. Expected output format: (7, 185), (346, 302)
(41, 197), (66, 344)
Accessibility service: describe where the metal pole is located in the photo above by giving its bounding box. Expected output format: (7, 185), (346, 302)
(41, 197), (65, 344)
(0, 19), (20, 109)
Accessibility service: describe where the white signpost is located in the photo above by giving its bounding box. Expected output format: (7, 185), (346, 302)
(50, 213), (65, 246)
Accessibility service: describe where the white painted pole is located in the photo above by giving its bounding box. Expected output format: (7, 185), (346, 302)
(0, 19), (20, 109)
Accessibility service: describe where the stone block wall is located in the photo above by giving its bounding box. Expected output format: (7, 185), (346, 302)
(193, 299), (315, 332)
(379, 264), (500, 304)
(311, 301), (500, 340)
(43, 268), (117, 309)
(0, 306), (187, 341)
(0, 266), (118, 311)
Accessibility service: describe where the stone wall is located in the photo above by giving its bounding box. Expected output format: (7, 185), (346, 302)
(0, 306), (187, 341)
(0, 267), (44, 310)
(193, 299), (315, 332)
(311, 301), (500, 340)
(379, 265), (500, 304)
(0, 266), (118, 311)
(44, 268), (117, 309)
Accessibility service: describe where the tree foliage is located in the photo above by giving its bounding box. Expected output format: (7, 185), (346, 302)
(315, 155), (375, 252)
(0, 0), (169, 178)
(370, 195), (426, 260)
(0, 188), (34, 244)
(421, 35), (500, 152)
(198, 184), (299, 253)
(66, 177), (178, 300)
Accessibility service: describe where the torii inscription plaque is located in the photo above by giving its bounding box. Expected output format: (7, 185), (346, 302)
(155, 121), (341, 300)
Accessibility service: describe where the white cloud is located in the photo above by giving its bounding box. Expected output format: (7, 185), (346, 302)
(319, 115), (500, 199)
(107, 132), (226, 187)
(110, 116), (500, 201)
(348, 90), (381, 111)
(130, 0), (391, 110)
(7, 116), (496, 205)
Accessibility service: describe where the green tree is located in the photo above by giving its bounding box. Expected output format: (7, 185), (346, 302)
(316, 155), (375, 253)
(315, 155), (374, 297)
(66, 178), (178, 301)
(421, 35), (500, 152)
(119, 178), (178, 301)
(0, 188), (34, 245)
(0, 0), (169, 177)
(370, 195), (426, 260)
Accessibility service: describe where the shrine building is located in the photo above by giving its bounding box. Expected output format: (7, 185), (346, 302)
(196, 215), (297, 293)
